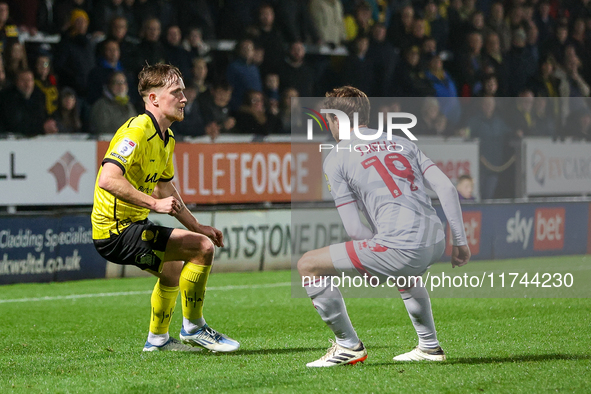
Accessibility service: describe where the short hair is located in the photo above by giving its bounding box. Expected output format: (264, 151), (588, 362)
(213, 80), (232, 91)
(138, 63), (182, 98)
(324, 85), (370, 125)
(458, 174), (473, 183)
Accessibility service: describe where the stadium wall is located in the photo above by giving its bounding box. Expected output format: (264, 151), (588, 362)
(1, 201), (590, 284)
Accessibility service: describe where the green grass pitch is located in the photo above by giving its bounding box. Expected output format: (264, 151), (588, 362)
(1, 256), (590, 393)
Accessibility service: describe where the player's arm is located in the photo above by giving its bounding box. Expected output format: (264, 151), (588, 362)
(423, 165), (471, 267)
(98, 162), (178, 215)
(337, 202), (374, 240)
(153, 180), (224, 247)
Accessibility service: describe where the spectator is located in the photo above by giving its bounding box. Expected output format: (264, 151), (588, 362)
(130, 0), (159, 34)
(263, 73), (280, 112)
(341, 35), (374, 95)
(0, 69), (48, 136)
(248, 3), (285, 76)
(416, 97), (449, 136)
(482, 32), (508, 95)
(87, 39), (128, 104)
(53, 87), (82, 134)
(446, 0), (464, 53)
(309, 0), (346, 46)
(425, 54), (461, 125)
(92, 0), (124, 35)
(226, 38), (262, 111)
(275, 0), (319, 44)
(0, 1), (18, 58)
(535, 1), (553, 41)
(34, 54), (59, 116)
(479, 73), (499, 97)
(136, 18), (166, 72)
(570, 18), (589, 77)
(121, 0), (138, 37)
(467, 97), (511, 199)
(170, 83), (207, 138)
(3, 42), (28, 83)
(200, 81), (236, 137)
(454, 31), (484, 96)
(367, 23), (398, 96)
(505, 89), (536, 137)
(183, 27), (211, 61)
(278, 41), (315, 98)
(528, 55), (561, 98)
(163, 25), (191, 79)
(178, 0), (216, 40)
(279, 87), (302, 134)
(190, 57), (210, 98)
(344, 2), (373, 41)
(543, 23), (569, 64)
(423, 1), (448, 50)
(234, 90), (281, 136)
(102, 16), (139, 74)
(54, 8), (95, 96)
(555, 50), (590, 117)
(504, 29), (537, 96)
(485, 2), (511, 52)
(532, 96), (557, 137)
(90, 71), (137, 135)
(391, 45), (434, 97)
(53, 0), (92, 33)
(400, 17), (428, 53)
(563, 107), (591, 141)
(456, 174), (476, 201)
(386, 5), (414, 49)
(525, 23), (540, 66)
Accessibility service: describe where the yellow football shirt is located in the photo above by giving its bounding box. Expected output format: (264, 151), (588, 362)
(91, 111), (175, 239)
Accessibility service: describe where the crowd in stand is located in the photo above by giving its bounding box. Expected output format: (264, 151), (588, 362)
(0, 0), (590, 146)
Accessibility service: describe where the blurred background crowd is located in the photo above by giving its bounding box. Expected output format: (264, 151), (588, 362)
(0, 0), (590, 145)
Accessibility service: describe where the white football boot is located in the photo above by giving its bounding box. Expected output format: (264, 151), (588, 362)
(143, 337), (203, 352)
(306, 339), (368, 367)
(393, 346), (446, 361)
(180, 324), (240, 352)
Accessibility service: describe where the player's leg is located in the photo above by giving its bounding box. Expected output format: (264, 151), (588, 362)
(144, 260), (201, 352)
(392, 240), (446, 361)
(298, 246), (367, 367)
(163, 228), (239, 352)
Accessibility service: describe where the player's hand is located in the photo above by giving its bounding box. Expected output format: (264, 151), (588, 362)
(451, 245), (471, 268)
(153, 196), (182, 216)
(197, 225), (224, 248)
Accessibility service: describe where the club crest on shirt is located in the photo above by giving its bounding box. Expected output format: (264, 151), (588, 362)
(117, 138), (137, 157)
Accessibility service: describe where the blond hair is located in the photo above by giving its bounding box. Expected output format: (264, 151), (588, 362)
(138, 63), (182, 99)
(324, 85), (370, 125)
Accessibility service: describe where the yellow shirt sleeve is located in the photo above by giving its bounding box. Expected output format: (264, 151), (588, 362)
(103, 127), (145, 175)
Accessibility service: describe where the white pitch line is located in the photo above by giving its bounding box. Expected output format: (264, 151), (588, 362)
(0, 282), (292, 304)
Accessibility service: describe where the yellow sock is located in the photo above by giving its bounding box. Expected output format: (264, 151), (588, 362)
(180, 263), (211, 320)
(149, 280), (179, 335)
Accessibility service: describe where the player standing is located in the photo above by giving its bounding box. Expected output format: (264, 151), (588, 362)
(298, 86), (470, 367)
(92, 64), (239, 352)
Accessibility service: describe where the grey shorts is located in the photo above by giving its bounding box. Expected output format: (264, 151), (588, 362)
(329, 239), (445, 282)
